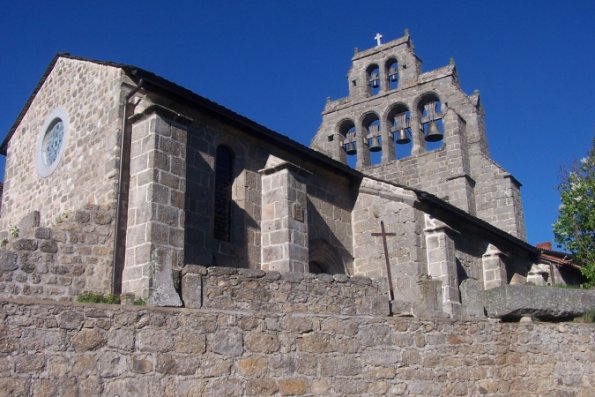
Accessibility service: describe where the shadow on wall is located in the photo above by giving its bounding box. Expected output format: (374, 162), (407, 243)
(309, 238), (346, 275)
(307, 199), (353, 275)
(183, 127), (260, 269)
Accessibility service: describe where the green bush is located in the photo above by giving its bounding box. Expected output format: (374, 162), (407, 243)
(77, 292), (121, 304)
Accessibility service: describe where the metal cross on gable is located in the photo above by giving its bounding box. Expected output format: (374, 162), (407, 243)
(371, 220), (396, 301)
(374, 33), (383, 46)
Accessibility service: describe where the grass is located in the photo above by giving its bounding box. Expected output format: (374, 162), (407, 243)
(76, 292), (146, 306)
(575, 309), (595, 323)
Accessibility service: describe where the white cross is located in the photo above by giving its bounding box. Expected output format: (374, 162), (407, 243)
(374, 33), (383, 46)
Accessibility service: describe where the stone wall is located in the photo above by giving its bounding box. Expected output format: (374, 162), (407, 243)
(0, 298), (593, 397)
(0, 206), (114, 301)
(182, 266), (388, 317)
(1, 57), (123, 229)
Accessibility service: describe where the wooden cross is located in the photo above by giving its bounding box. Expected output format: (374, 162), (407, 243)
(374, 32), (383, 46)
(371, 220), (395, 300)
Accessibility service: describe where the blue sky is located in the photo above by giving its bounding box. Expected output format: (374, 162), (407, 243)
(1, 0), (594, 247)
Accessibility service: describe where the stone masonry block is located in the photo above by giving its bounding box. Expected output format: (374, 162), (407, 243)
(18, 211), (40, 230)
(0, 250), (18, 271)
(181, 270), (202, 309)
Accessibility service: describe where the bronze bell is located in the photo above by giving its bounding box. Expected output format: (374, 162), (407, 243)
(368, 135), (382, 152)
(395, 129), (410, 144)
(424, 120), (443, 142)
(388, 66), (398, 82)
(343, 141), (357, 155)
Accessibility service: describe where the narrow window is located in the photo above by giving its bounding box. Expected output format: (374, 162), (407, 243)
(339, 120), (357, 168)
(367, 64), (381, 96)
(364, 114), (382, 165)
(214, 146), (234, 241)
(388, 104), (412, 159)
(386, 59), (399, 90)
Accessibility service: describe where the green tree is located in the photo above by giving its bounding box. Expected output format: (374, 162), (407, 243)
(553, 139), (595, 287)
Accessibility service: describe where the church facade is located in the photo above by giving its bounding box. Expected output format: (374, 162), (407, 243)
(0, 33), (540, 316)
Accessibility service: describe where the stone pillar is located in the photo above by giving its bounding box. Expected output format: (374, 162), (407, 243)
(355, 120), (370, 170)
(380, 117), (395, 164)
(410, 110), (424, 156)
(121, 109), (189, 306)
(424, 215), (460, 316)
(482, 244), (507, 290)
(260, 156), (310, 272)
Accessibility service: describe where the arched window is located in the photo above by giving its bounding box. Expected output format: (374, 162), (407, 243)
(366, 64), (381, 96)
(213, 146), (234, 241)
(309, 239), (346, 275)
(418, 93), (445, 151)
(339, 120), (357, 168)
(388, 104), (412, 159)
(363, 113), (382, 165)
(386, 59), (399, 90)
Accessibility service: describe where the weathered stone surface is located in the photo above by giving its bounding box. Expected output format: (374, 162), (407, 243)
(0, 378), (27, 397)
(0, 300), (593, 397)
(245, 379), (278, 396)
(39, 240), (58, 253)
(460, 278), (486, 317)
(58, 310), (84, 330)
(278, 378), (308, 396)
(237, 357), (268, 377)
(181, 270), (202, 309)
(18, 211), (40, 230)
(208, 329), (243, 357)
(148, 262), (182, 307)
(245, 331), (281, 353)
(175, 331), (206, 354)
(484, 285), (595, 319)
(131, 354), (153, 374)
(12, 239), (38, 251)
(0, 250), (18, 271)
(71, 328), (106, 352)
(34, 227), (51, 240)
(0, 204), (114, 301)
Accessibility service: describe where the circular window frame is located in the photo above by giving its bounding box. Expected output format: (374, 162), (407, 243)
(36, 107), (69, 177)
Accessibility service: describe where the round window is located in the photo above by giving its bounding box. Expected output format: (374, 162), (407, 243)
(41, 119), (65, 166)
(36, 107), (69, 177)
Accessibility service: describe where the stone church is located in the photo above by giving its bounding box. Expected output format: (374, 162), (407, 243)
(0, 32), (541, 316)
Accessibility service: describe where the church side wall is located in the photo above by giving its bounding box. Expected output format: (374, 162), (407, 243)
(0, 59), (123, 231)
(1, 298), (592, 396)
(183, 117), (266, 269)
(306, 171), (354, 274)
(181, 108), (354, 273)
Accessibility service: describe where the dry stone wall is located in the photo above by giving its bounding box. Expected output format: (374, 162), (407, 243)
(0, 298), (593, 397)
(182, 266), (389, 316)
(0, 206), (114, 301)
